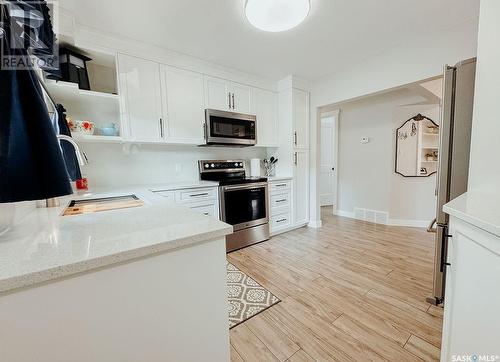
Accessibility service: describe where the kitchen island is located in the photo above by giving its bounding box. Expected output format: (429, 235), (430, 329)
(0, 186), (232, 362)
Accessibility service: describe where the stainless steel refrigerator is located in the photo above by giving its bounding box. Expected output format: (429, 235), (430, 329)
(427, 58), (477, 306)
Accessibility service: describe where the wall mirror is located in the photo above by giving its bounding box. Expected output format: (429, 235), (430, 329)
(395, 114), (439, 177)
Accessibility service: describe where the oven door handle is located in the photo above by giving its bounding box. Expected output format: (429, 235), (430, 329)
(221, 183), (268, 192)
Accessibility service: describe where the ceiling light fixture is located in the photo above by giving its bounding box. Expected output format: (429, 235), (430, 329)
(245, 0), (310, 32)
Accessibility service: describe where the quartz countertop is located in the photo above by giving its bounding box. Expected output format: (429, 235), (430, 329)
(148, 180), (219, 192)
(444, 190), (500, 238)
(0, 186), (232, 295)
(267, 176), (293, 182)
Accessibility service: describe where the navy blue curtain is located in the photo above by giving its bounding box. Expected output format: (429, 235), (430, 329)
(0, 1), (72, 203)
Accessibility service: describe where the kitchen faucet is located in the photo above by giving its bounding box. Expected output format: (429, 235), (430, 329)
(44, 135), (88, 208)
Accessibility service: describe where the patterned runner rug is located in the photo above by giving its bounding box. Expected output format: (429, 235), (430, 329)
(227, 262), (280, 329)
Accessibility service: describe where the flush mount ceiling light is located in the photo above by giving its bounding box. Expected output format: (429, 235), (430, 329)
(245, 0), (310, 32)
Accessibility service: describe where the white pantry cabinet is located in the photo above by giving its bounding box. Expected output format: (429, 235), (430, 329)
(118, 54), (163, 142)
(252, 88), (279, 147)
(161, 65), (205, 144)
(204, 76), (251, 114)
(293, 150), (310, 226)
(293, 88), (310, 149)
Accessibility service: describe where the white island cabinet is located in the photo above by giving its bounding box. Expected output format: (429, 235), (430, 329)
(440, 192), (500, 361)
(0, 188), (232, 362)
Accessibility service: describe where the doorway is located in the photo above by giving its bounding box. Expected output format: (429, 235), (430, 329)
(319, 110), (339, 210)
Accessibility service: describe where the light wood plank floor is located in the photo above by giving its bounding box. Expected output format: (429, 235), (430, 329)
(228, 209), (443, 361)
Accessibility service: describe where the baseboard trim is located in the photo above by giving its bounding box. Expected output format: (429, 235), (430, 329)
(333, 210), (355, 219)
(308, 220), (323, 228)
(334, 210), (429, 228)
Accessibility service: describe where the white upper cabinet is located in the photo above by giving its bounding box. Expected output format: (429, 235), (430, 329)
(231, 82), (252, 114)
(251, 88), (278, 147)
(204, 76), (252, 114)
(118, 54), (163, 142)
(293, 88), (310, 149)
(204, 76), (232, 111)
(161, 65), (205, 144)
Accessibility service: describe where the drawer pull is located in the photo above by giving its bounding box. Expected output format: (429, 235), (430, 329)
(275, 184), (287, 187)
(189, 193), (209, 197)
(276, 199), (287, 203)
(276, 219), (288, 223)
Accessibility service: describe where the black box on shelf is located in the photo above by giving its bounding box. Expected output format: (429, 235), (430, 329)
(57, 47), (92, 90)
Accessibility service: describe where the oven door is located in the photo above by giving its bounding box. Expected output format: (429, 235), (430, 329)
(205, 109), (257, 146)
(220, 183), (269, 231)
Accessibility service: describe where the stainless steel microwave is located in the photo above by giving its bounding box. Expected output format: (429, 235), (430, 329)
(204, 109), (257, 147)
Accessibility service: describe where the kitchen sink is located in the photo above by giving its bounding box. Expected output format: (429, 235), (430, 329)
(62, 195), (144, 216)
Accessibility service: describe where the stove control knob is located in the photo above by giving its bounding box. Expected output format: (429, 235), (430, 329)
(204, 164), (210, 168)
(234, 162), (239, 167)
(211, 164), (215, 168)
(239, 163), (243, 167)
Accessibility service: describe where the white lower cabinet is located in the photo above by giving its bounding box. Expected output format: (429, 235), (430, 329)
(268, 179), (293, 235)
(293, 150), (310, 226)
(440, 215), (500, 360)
(154, 186), (219, 218)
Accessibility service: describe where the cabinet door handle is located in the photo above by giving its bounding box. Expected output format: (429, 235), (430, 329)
(294, 152), (298, 166)
(189, 193), (209, 197)
(276, 219), (287, 223)
(159, 118), (164, 138)
(228, 92), (232, 110)
(232, 93), (235, 110)
(276, 199), (287, 203)
(294, 131), (298, 146)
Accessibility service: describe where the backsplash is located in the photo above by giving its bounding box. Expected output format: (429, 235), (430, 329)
(82, 143), (269, 188)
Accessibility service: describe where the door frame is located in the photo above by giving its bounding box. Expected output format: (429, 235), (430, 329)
(319, 109), (340, 213)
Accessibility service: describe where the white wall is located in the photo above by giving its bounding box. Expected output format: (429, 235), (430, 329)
(309, 20), (479, 225)
(335, 89), (439, 225)
(82, 144), (268, 188)
(468, 0), (500, 193)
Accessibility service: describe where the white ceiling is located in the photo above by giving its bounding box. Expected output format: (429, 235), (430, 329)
(68, 0), (479, 81)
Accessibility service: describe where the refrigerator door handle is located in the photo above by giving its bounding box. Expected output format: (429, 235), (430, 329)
(440, 225), (452, 273)
(427, 218), (437, 233)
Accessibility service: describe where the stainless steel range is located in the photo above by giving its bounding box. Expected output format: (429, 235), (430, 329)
(199, 160), (270, 252)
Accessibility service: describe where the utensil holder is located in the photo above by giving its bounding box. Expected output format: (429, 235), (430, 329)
(264, 163), (276, 177)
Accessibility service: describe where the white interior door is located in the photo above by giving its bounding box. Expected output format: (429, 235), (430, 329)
(320, 112), (339, 207)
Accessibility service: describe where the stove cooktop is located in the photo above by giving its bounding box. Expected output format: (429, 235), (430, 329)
(198, 160), (268, 185)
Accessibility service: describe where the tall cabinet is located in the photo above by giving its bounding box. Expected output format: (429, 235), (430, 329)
(276, 78), (310, 228)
